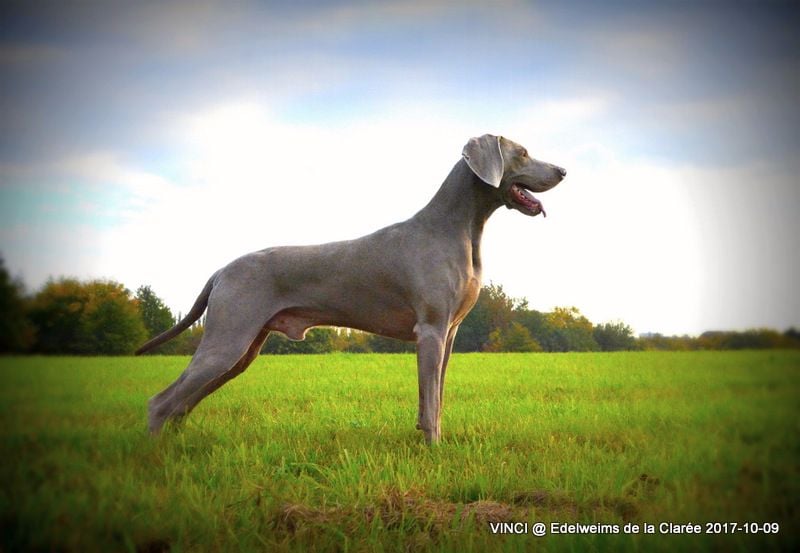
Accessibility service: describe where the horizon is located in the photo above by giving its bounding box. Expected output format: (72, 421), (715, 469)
(1, 1), (798, 337)
(6, 264), (799, 340)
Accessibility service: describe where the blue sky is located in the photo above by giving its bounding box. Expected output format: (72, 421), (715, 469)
(1, 0), (798, 335)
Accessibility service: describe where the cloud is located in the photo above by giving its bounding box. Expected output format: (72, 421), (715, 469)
(587, 28), (690, 81)
(0, 43), (64, 65)
(482, 157), (705, 334)
(678, 160), (800, 331)
(484, 157), (800, 335)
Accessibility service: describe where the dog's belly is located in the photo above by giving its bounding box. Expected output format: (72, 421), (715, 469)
(266, 305), (417, 342)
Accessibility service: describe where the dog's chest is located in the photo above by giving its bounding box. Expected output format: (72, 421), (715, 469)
(452, 276), (481, 326)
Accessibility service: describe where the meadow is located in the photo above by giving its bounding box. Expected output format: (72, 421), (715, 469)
(1, 351), (798, 552)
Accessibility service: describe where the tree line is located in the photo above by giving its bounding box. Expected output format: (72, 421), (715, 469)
(2, 257), (798, 355)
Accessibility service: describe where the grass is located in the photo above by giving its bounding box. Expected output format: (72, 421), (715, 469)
(1, 351), (798, 552)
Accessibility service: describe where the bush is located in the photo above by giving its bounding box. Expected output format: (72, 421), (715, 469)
(28, 279), (147, 355)
(594, 321), (638, 351)
(486, 321), (542, 352)
(0, 257), (34, 352)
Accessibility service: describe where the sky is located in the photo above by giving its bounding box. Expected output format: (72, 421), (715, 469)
(1, 0), (798, 336)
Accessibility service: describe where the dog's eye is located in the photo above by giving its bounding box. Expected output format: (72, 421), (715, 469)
(520, 149), (528, 157)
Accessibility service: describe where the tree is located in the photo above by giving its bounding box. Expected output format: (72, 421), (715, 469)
(785, 328), (800, 348)
(639, 333), (698, 351)
(367, 333), (415, 353)
(171, 324), (205, 355)
(135, 285), (174, 338)
(83, 281), (148, 354)
(593, 321), (637, 351)
(514, 308), (548, 347)
(28, 278), (89, 353)
(455, 283), (520, 352)
(28, 278), (147, 355)
(540, 306), (599, 352)
(486, 321), (542, 352)
(0, 256), (34, 352)
(332, 329), (372, 353)
(697, 329), (793, 350)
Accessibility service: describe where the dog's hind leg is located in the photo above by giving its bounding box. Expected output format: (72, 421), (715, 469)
(148, 330), (270, 434)
(147, 294), (274, 434)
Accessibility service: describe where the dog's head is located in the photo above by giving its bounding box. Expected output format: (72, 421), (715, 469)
(462, 134), (566, 217)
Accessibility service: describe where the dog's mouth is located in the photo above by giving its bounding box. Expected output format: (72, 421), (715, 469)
(509, 183), (546, 217)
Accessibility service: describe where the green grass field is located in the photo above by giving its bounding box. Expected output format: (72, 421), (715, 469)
(1, 351), (798, 552)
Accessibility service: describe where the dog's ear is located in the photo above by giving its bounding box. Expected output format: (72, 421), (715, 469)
(462, 134), (504, 187)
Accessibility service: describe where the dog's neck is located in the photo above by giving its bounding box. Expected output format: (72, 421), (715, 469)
(414, 158), (503, 234)
(412, 158), (504, 270)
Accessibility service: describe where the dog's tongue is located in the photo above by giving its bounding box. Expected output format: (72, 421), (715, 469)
(514, 184), (546, 217)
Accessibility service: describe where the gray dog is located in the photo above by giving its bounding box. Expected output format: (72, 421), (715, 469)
(137, 134), (566, 443)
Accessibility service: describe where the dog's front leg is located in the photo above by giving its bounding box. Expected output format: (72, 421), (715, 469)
(415, 322), (447, 444)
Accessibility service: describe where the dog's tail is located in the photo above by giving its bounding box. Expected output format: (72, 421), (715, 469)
(135, 273), (217, 355)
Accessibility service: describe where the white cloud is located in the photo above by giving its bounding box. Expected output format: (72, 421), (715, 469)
(489, 154), (799, 335)
(590, 27), (690, 79)
(482, 157), (708, 335)
(86, 101), (477, 315)
(91, 100), (706, 334)
(2, 221), (103, 287)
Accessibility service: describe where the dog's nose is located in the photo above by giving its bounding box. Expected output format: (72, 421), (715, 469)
(556, 166), (567, 177)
